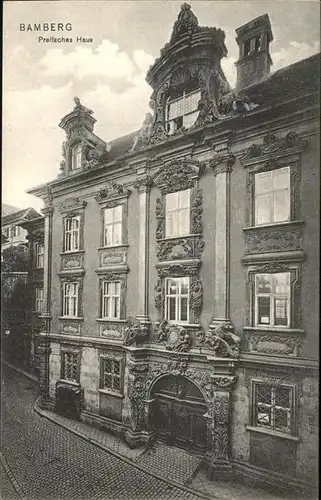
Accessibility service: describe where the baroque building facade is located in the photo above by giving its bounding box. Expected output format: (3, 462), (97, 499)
(28, 6), (319, 496)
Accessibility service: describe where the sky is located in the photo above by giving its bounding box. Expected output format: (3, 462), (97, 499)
(3, 0), (320, 212)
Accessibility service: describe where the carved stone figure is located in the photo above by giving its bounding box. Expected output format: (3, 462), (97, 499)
(170, 3), (199, 43)
(73, 96), (94, 115)
(154, 281), (164, 318)
(124, 317), (144, 346)
(199, 324), (240, 358)
(130, 113), (153, 152)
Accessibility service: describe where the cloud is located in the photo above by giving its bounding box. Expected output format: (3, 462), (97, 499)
(221, 56), (237, 88)
(39, 40), (154, 82)
(272, 40), (319, 71)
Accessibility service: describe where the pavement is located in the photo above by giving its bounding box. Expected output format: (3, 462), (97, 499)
(1, 362), (301, 500)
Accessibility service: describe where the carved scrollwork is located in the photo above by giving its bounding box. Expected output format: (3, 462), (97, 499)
(155, 320), (192, 352)
(157, 262), (200, 278)
(241, 131), (308, 164)
(190, 280), (203, 321)
(154, 279), (164, 320)
(156, 237), (204, 261)
(210, 154), (236, 175)
(247, 333), (303, 356)
(191, 188), (203, 234)
(94, 181), (131, 203)
(153, 159), (205, 195)
(245, 227), (302, 254)
(155, 197), (165, 240)
(58, 197), (87, 213)
(198, 324), (240, 358)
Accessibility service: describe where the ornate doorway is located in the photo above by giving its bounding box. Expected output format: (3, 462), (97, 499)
(150, 375), (207, 451)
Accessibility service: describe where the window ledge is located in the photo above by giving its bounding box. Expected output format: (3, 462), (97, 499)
(98, 244), (129, 250)
(58, 316), (84, 322)
(98, 389), (124, 398)
(243, 326), (305, 335)
(96, 318), (127, 324)
(243, 220), (304, 232)
(158, 233), (201, 242)
(246, 426), (299, 442)
(58, 379), (80, 387)
(60, 250), (85, 256)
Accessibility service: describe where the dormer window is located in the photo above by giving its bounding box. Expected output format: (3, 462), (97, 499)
(71, 143), (82, 171)
(165, 82), (201, 135)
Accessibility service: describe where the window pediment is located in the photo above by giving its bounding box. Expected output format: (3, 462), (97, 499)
(240, 131), (308, 166)
(152, 159), (205, 194)
(94, 181), (131, 204)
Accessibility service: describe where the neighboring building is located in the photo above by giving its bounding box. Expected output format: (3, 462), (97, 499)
(1, 207), (44, 373)
(2, 203), (20, 216)
(1, 207), (41, 252)
(27, 6), (319, 497)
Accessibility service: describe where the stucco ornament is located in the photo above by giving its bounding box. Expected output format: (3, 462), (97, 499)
(155, 320), (192, 352)
(123, 317), (147, 346)
(198, 324), (240, 358)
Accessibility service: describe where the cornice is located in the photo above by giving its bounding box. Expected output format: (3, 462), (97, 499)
(239, 354), (319, 372)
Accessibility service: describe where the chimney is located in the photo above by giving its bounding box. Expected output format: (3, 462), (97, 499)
(235, 14), (273, 91)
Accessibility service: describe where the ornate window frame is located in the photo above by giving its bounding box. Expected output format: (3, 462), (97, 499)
(96, 270), (128, 339)
(58, 197), (87, 261)
(95, 181), (131, 268)
(241, 132), (307, 263)
(60, 347), (82, 384)
(155, 261), (202, 326)
(59, 275), (84, 335)
(99, 352), (124, 396)
(246, 262), (302, 330)
(153, 159), (205, 262)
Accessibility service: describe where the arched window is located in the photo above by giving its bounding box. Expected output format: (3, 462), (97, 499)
(70, 143), (82, 171)
(165, 80), (201, 135)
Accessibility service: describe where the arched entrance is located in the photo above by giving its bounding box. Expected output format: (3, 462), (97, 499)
(150, 374), (207, 451)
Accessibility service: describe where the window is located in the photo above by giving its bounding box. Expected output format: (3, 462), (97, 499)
(165, 189), (190, 237)
(165, 277), (189, 323)
(36, 243), (44, 268)
(62, 352), (79, 382)
(64, 216), (80, 252)
(244, 39), (251, 56)
(254, 167), (290, 225)
(103, 206), (122, 247)
(35, 288), (44, 312)
(255, 273), (290, 327)
(63, 282), (79, 317)
(166, 88), (201, 135)
(101, 358), (122, 393)
(101, 281), (120, 319)
(71, 144), (82, 171)
(3, 227), (9, 238)
(254, 383), (294, 435)
(9, 226), (19, 237)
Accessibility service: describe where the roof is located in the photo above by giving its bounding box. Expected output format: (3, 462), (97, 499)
(1, 208), (42, 226)
(2, 204), (20, 216)
(101, 130), (139, 163)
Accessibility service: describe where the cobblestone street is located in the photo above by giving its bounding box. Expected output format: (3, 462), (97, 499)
(1, 366), (297, 500)
(0, 366), (205, 500)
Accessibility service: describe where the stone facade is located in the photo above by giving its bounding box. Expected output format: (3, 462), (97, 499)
(28, 5), (319, 497)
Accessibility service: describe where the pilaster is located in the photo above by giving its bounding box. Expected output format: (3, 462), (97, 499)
(209, 153), (235, 332)
(134, 168), (152, 331)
